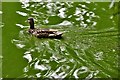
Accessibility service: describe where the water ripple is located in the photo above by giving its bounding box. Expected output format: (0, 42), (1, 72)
(12, 1), (119, 78)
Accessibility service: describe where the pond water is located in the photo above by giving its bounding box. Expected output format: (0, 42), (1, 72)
(2, 1), (119, 79)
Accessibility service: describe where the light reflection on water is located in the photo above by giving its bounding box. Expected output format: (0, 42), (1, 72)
(12, 1), (118, 79)
(17, 1), (99, 28)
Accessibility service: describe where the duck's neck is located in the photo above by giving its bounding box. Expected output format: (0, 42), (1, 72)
(29, 20), (34, 29)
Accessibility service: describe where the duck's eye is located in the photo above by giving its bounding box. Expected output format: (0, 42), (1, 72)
(28, 19), (31, 22)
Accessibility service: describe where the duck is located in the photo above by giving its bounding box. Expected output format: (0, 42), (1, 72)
(28, 18), (63, 38)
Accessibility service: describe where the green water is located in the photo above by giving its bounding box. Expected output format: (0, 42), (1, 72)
(2, 2), (27, 78)
(0, 2), (2, 78)
(2, 2), (119, 79)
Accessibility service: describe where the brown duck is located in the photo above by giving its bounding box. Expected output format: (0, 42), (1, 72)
(28, 18), (63, 38)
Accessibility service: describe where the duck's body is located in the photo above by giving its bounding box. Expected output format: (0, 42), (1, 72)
(28, 28), (62, 38)
(28, 18), (63, 38)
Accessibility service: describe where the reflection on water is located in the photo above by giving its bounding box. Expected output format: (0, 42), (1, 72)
(0, 11), (2, 13)
(18, 1), (100, 28)
(12, 1), (118, 79)
(0, 11), (4, 28)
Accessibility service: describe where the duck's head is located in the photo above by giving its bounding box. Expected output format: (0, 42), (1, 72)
(28, 17), (34, 29)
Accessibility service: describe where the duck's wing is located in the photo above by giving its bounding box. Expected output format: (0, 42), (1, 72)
(29, 28), (63, 38)
(39, 29), (58, 34)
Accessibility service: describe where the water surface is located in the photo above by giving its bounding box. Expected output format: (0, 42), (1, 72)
(2, 1), (119, 79)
